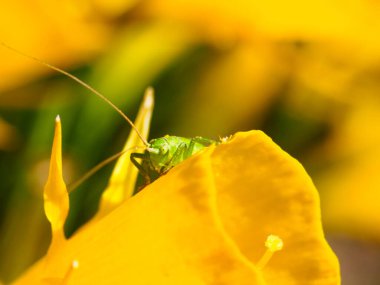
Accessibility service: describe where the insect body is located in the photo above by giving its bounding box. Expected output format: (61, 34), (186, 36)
(131, 136), (215, 184)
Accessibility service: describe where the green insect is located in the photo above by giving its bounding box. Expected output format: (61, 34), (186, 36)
(131, 135), (215, 184)
(0, 42), (218, 185)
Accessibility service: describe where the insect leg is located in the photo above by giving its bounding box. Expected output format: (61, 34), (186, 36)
(130, 152), (151, 184)
(183, 139), (196, 159)
(183, 137), (214, 160)
(161, 143), (187, 173)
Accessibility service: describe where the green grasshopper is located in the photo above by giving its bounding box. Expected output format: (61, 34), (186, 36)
(1, 42), (217, 185)
(131, 135), (215, 184)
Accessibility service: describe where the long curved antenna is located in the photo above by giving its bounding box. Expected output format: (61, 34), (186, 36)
(67, 146), (145, 192)
(0, 41), (150, 146)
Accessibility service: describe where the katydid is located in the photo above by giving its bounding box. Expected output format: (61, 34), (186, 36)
(1, 42), (219, 185)
(131, 135), (215, 184)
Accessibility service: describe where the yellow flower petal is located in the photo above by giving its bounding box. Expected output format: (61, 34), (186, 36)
(314, 99), (380, 239)
(177, 44), (282, 134)
(96, 88), (153, 218)
(91, 0), (139, 18)
(211, 131), (340, 284)
(43, 116), (69, 249)
(0, 0), (109, 91)
(147, 0), (380, 49)
(14, 131), (339, 284)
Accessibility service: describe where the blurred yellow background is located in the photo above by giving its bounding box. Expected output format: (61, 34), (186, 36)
(0, 0), (380, 284)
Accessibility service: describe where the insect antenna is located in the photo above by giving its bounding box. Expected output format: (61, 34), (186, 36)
(67, 146), (145, 192)
(0, 41), (150, 147)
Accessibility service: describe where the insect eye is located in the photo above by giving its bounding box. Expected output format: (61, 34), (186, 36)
(160, 145), (169, 153)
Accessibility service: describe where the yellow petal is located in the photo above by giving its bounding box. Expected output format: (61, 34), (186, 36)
(43, 116), (69, 254)
(14, 131), (339, 284)
(147, 0), (380, 49)
(211, 131), (340, 284)
(176, 44), (282, 134)
(96, 88), (153, 218)
(314, 99), (380, 239)
(0, 0), (108, 91)
(91, 0), (139, 18)
(14, 144), (263, 284)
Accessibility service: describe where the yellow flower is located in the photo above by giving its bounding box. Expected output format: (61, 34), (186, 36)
(311, 97), (380, 239)
(13, 118), (340, 284)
